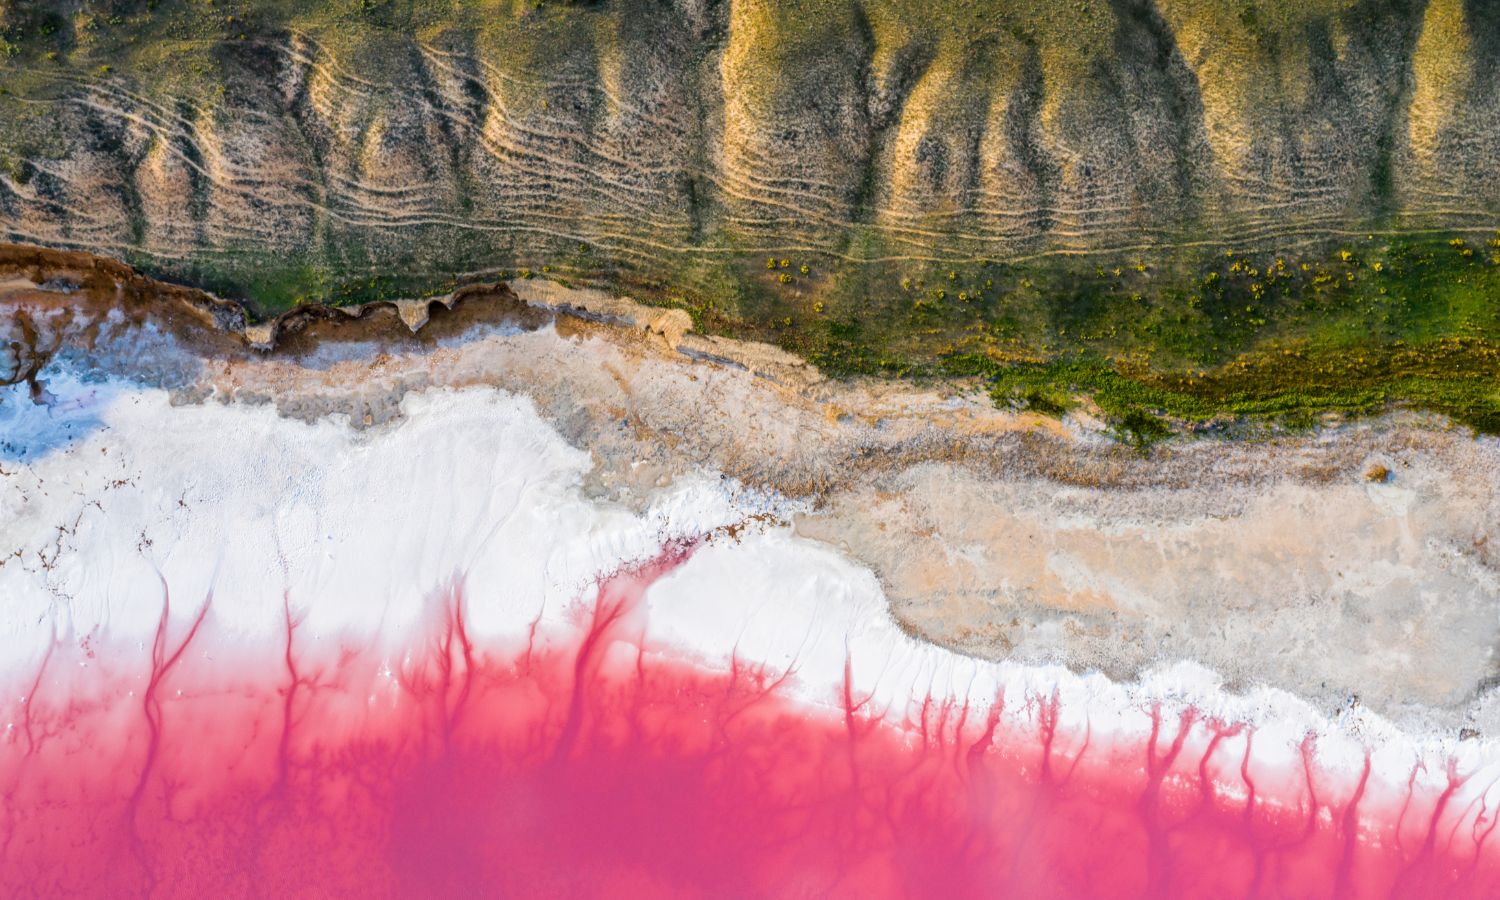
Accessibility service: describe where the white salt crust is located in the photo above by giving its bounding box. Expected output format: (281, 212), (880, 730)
(2, 370), (1498, 814)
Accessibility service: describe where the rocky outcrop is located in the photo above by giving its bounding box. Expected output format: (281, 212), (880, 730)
(0, 0), (1496, 304)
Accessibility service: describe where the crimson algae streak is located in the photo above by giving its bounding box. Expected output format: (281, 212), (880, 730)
(0, 543), (1496, 899)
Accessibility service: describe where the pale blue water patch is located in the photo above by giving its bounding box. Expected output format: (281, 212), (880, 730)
(432, 320), (536, 349)
(0, 368), (118, 462)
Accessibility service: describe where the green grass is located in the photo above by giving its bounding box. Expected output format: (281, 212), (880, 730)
(171, 254), (461, 318)
(949, 344), (1500, 444)
(737, 232), (1500, 444)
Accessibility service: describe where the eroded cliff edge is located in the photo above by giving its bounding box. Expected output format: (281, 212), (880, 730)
(0, 0), (1497, 308)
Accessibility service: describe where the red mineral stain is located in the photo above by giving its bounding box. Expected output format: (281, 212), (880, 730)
(0, 540), (1497, 898)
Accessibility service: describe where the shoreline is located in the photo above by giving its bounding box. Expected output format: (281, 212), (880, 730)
(3, 244), (1499, 733)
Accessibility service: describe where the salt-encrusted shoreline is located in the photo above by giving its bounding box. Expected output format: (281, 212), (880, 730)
(1, 365), (1497, 839)
(3, 248), (1499, 736)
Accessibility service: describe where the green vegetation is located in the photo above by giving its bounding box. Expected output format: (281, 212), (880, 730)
(77, 223), (1500, 446)
(221, 227), (1497, 445)
(707, 232), (1500, 445)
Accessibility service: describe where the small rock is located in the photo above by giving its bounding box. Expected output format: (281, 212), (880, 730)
(0, 344), (19, 382)
(645, 309), (693, 350)
(244, 323), (276, 351)
(396, 299), (434, 333)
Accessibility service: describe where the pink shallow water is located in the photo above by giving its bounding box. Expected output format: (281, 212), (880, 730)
(1, 546), (1497, 899)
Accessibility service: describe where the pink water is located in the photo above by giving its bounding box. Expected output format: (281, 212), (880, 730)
(1, 545), (1496, 898)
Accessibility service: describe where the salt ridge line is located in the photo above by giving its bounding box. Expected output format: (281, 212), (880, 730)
(2, 373), (1499, 831)
(650, 530), (1500, 823)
